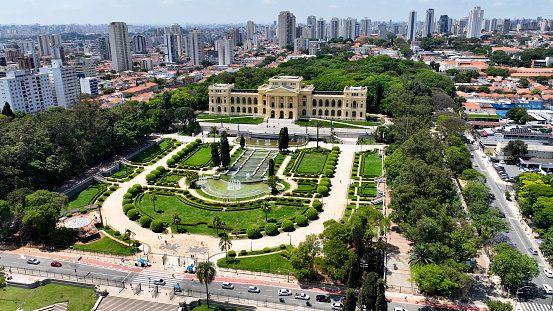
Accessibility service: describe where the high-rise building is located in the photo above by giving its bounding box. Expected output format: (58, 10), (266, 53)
(329, 18), (340, 39)
(39, 59), (80, 109)
(466, 6), (484, 38)
(502, 19), (511, 34)
(343, 18), (356, 40)
(307, 16), (317, 39)
(0, 70), (55, 113)
(37, 35), (51, 56)
(186, 29), (204, 65)
(246, 20), (255, 41)
(377, 24), (387, 39)
(80, 77), (98, 95)
(132, 35), (147, 54)
(229, 27), (241, 47)
(407, 11), (417, 41)
(50, 34), (61, 47)
(74, 58), (96, 78)
(217, 38), (233, 66)
(360, 18), (372, 36)
(108, 22), (132, 71)
(423, 9), (435, 37)
(277, 11), (296, 47)
(97, 36), (111, 60)
(316, 18), (326, 40)
(438, 15), (449, 33)
(18, 40), (35, 55)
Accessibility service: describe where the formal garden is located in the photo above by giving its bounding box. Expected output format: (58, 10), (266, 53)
(129, 138), (181, 165)
(67, 182), (115, 210)
(284, 146), (340, 178)
(106, 164), (144, 182)
(351, 149), (382, 180)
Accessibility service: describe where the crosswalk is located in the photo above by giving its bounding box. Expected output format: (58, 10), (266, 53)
(521, 302), (552, 311)
(129, 270), (185, 287)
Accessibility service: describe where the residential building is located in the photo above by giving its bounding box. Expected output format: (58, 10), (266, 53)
(39, 59), (80, 109)
(316, 18), (326, 41)
(37, 34), (51, 56)
(246, 20), (255, 41)
(208, 76), (367, 121)
(377, 24), (387, 39)
(423, 9), (435, 37)
(466, 6), (484, 39)
(217, 38), (233, 66)
(186, 29), (204, 66)
(132, 35), (147, 54)
(438, 15), (449, 33)
(97, 36), (111, 60)
(329, 18), (340, 39)
(360, 18), (372, 36)
(307, 16), (317, 39)
(502, 19), (511, 34)
(108, 22), (132, 71)
(74, 58), (96, 78)
(0, 70), (55, 113)
(277, 11), (296, 47)
(343, 18), (356, 40)
(407, 11), (417, 41)
(80, 77), (98, 95)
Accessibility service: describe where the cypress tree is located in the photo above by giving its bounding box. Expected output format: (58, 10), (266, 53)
(220, 131), (230, 167)
(2, 102), (15, 118)
(211, 143), (221, 167)
(268, 158), (275, 176)
(375, 279), (387, 311)
(343, 288), (356, 311)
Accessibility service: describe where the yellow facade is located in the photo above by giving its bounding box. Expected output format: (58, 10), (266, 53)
(208, 76), (367, 121)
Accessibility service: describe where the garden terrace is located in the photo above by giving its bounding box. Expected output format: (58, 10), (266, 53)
(288, 178), (318, 197)
(348, 182), (378, 201)
(107, 165), (143, 182)
(284, 147), (339, 178)
(179, 143), (213, 169)
(68, 183), (112, 210)
(130, 138), (180, 165)
(351, 149), (382, 179)
(227, 149), (279, 181)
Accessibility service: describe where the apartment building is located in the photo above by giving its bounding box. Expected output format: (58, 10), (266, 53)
(0, 69), (55, 113)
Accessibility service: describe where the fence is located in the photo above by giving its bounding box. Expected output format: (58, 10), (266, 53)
(62, 176), (102, 198)
(99, 161), (122, 177)
(219, 267), (289, 280)
(125, 137), (164, 161)
(387, 284), (419, 294)
(2, 264), (125, 288)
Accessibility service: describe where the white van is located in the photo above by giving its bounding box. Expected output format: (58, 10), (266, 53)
(544, 284), (553, 294)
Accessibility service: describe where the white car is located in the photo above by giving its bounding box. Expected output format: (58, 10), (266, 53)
(27, 258), (40, 265)
(153, 278), (166, 286)
(331, 302), (344, 310)
(394, 308), (407, 311)
(544, 284), (553, 294)
(545, 269), (553, 278)
(248, 286), (260, 293)
(294, 293), (310, 300)
(278, 289), (292, 296)
(221, 282), (234, 289)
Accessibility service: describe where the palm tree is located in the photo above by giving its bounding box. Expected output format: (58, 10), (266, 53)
(212, 215), (223, 236)
(124, 229), (135, 251)
(260, 201), (272, 221)
(313, 121), (321, 149)
(171, 213), (182, 232)
(209, 126), (218, 143)
(219, 233), (232, 261)
(408, 244), (434, 267)
(196, 261), (217, 307)
(150, 192), (157, 212)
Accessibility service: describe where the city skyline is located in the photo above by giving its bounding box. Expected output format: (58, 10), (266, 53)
(0, 0), (550, 26)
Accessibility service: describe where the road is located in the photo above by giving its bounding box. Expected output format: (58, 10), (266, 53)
(470, 145), (553, 310)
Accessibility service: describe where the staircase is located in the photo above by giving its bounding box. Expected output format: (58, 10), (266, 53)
(35, 302), (68, 311)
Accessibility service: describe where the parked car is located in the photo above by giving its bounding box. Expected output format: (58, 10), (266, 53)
(153, 278), (166, 285)
(544, 284), (553, 294)
(27, 258), (40, 265)
(529, 247), (538, 255)
(544, 268), (553, 278)
(394, 308), (407, 311)
(489, 193), (496, 200)
(331, 302), (344, 310)
(294, 293), (310, 300)
(222, 282), (234, 289)
(316, 295), (331, 302)
(50, 261), (62, 267)
(248, 286), (260, 293)
(278, 289), (292, 296)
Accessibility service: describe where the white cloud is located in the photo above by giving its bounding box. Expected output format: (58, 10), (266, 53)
(493, 1), (505, 7)
(329, 4), (339, 9)
(262, 0), (276, 4)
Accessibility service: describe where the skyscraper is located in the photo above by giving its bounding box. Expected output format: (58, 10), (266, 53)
(329, 18), (340, 39)
(108, 22), (132, 71)
(246, 20), (255, 41)
(407, 11), (417, 41)
(217, 38), (232, 66)
(502, 19), (511, 34)
(343, 18), (356, 40)
(307, 16), (317, 39)
(438, 15), (449, 34)
(316, 18), (326, 40)
(132, 35), (147, 54)
(277, 11), (296, 47)
(97, 36), (111, 60)
(187, 29), (204, 66)
(423, 9), (435, 37)
(466, 6), (484, 38)
(360, 18), (372, 36)
(39, 59), (80, 109)
(377, 24), (387, 39)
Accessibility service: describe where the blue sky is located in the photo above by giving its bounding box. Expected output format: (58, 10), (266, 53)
(1, 0), (550, 25)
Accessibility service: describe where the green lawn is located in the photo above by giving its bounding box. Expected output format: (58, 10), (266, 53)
(183, 145), (213, 166)
(68, 185), (103, 210)
(359, 183), (377, 197)
(139, 193), (303, 234)
(362, 152), (382, 177)
(72, 236), (135, 256)
(160, 172), (183, 183)
(217, 252), (293, 275)
(296, 152), (327, 174)
(191, 305), (248, 311)
(130, 140), (171, 162)
(0, 283), (96, 311)
(111, 165), (136, 178)
(296, 118), (380, 128)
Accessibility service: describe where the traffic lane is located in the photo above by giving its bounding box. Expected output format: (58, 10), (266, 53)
(0, 252), (129, 281)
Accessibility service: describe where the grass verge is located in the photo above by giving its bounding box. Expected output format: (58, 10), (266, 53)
(0, 283), (96, 311)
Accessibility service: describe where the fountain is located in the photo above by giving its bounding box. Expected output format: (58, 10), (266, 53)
(227, 179), (242, 191)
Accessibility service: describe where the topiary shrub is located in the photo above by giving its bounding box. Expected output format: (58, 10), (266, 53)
(325, 164), (335, 171)
(312, 199), (323, 212)
(247, 225), (262, 239)
(263, 247), (270, 253)
(123, 193), (133, 199)
(139, 216), (152, 227)
(132, 184), (143, 193)
(280, 244), (286, 249)
(240, 250), (248, 256)
(114, 230), (120, 236)
(151, 169), (161, 178)
(150, 219), (166, 232)
(306, 207), (318, 220)
(295, 215), (308, 226)
(123, 204), (134, 213)
(281, 219), (294, 231)
(80, 208), (87, 214)
(126, 208), (140, 220)
(228, 250), (237, 258)
(65, 212), (72, 218)
(317, 185), (329, 196)
(145, 173), (156, 182)
(127, 188), (139, 197)
(324, 169), (334, 177)
(265, 223), (279, 236)
(156, 166), (167, 174)
(319, 180), (330, 188)
(332, 146), (340, 151)
(122, 199), (132, 205)
(166, 158), (176, 167)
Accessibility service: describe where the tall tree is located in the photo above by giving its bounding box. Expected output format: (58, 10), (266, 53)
(209, 126), (218, 143)
(268, 158), (275, 176)
(220, 131), (230, 167)
(343, 288), (357, 311)
(504, 140), (528, 161)
(347, 267), (355, 288)
(196, 261), (217, 307)
(282, 127), (289, 150)
(489, 243), (539, 288)
(211, 143), (221, 167)
(212, 215), (223, 236)
(219, 233), (232, 260)
(290, 233), (320, 280)
(360, 272), (378, 311)
(375, 279), (387, 311)
(22, 190), (68, 241)
(174, 107), (196, 131)
(150, 192), (157, 212)
(2, 102), (15, 118)
(171, 213), (182, 232)
(240, 135), (245, 149)
(261, 201), (272, 221)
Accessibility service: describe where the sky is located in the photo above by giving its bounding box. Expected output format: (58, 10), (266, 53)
(1, 0), (551, 26)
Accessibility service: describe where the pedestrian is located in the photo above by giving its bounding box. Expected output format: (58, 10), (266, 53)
(165, 240), (168, 245)
(171, 234), (174, 238)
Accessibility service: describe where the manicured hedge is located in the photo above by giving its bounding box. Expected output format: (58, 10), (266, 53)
(247, 225), (262, 239)
(281, 219), (294, 231)
(265, 223), (279, 236)
(295, 215), (308, 226)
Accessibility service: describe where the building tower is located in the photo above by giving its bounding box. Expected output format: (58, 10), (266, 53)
(343, 18), (356, 40)
(466, 6), (484, 38)
(217, 38), (233, 66)
(360, 18), (372, 36)
(246, 20), (255, 41)
(407, 11), (417, 41)
(316, 18), (326, 41)
(307, 16), (317, 39)
(277, 11), (296, 47)
(132, 35), (147, 54)
(424, 9), (435, 37)
(187, 29), (204, 66)
(97, 36), (111, 60)
(329, 18), (340, 39)
(377, 24), (387, 39)
(438, 15), (449, 34)
(37, 35), (51, 57)
(107, 22), (132, 71)
(502, 19), (511, 34)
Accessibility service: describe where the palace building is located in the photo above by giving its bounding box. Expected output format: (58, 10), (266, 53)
(208, 76), (367, 121)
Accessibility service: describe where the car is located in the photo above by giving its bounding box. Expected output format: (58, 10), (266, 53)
(331, 302), (344, 310)
(278, 289), (292, 296)
(394, 308), (407, 311)
(489, 193), (496, 200)
(529, 247), (538, 255)
(500, 160), (505, 164)
(493, 163), (500, 168)
(316, 294), (331, 302)
(153, 278), (166, 285)
(222, 282), (234, 289)
(27, 258), (40, 265)
(544, 284), (553, 294)
(473, 163), (478, 168)
(50, 261), (62, 267)
(499, 212), (506, 218)
(248, 286), (260, 293)
(294, 293), (310, 300)
(545, 268), (553, 278)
